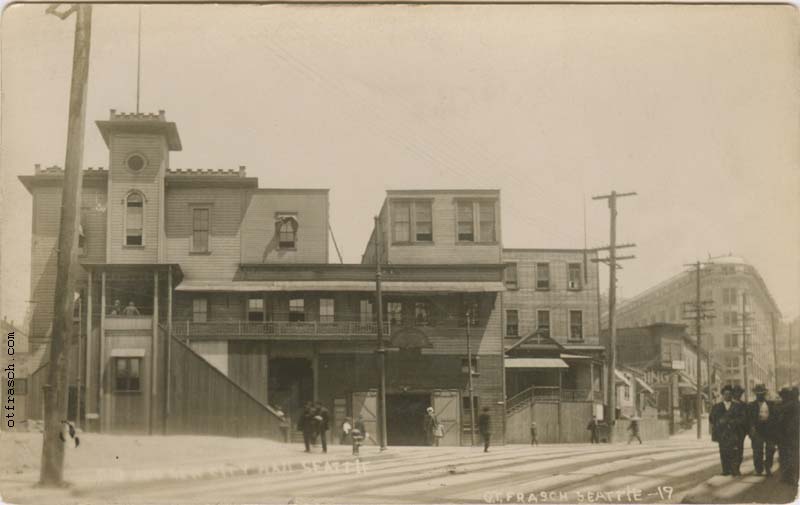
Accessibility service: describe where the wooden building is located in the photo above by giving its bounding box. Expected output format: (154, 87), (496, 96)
(19, 110), (509, 445)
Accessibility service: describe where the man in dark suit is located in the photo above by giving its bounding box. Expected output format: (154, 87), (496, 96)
(709, 384), (745, 476)
(314, 402), (330, 453)
(298, 402), (316, 453)
(731, 384), (748, 475)
(746, 384), (776, 476)
(776, 387), (799, 486)
(478, 407), (492, 453)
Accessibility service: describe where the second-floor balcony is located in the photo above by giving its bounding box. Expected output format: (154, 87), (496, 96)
(173, 320), (392, 341)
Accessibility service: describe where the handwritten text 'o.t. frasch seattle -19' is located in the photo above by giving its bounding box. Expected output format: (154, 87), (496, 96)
(483, 487), (675, 503)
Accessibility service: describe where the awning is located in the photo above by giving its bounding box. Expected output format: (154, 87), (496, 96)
(505, 358), (569, 369)
(635, 377), (654, 394)
(110, 348), (146, 357)
(615, 370), (631, 386)
(561, 353), (591, 360)
(176, 280), (506, 293)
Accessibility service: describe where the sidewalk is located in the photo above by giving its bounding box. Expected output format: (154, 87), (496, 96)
(681, 468), (798, 504)
(1, 431), (395, 498)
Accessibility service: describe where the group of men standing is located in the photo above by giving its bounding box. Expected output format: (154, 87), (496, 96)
(709, 383), (799, 485)
(298, 401), (330, 453)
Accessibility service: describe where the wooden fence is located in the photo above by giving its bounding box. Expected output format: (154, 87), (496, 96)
(506, 399), (594, 443)
(166, 336), (286, 441)
(612, 418), (670, 443)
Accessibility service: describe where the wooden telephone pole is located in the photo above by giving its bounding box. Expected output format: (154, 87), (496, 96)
(682, 261), (715, 440)
(741, 293), (750, 401)
(592, 190), (636, 442)
(373, 216), (388, 451)
(40, 3), (92, 486)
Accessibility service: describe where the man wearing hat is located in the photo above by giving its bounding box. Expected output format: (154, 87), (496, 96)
(709, 384), (745, 476)
(731, 384), (748, 474)
(776, 387), (799, 486)
(746, 384), (776, 476)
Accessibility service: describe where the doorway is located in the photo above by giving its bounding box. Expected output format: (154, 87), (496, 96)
(268, 358), (313, 420)
(386, 393), (430, 446)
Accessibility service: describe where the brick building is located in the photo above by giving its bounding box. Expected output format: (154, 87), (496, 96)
(611, 256), (781, 398)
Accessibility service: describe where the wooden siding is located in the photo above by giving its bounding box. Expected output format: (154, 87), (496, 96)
(228, 341), (269, 405)
(107, 134), (167, 264)
(240, 191), (329, 264)
(101, 333), (152, 434)
(167, 337), (285, 440)
(29, 185), (107, 339)
(165, 187), (245, 281)
(502, 249), (601, 345)
(506, 400), (594, 443)
(380, 192), (503, 265)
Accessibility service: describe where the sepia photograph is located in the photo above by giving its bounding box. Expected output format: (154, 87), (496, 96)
(0, 2), (798, 504)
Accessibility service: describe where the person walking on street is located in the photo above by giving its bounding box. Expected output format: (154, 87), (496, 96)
(530, 422), (539, 446)
(314, 402), (329, 453)
(424, 407), (440, 446)
(746, 384), (776, 476)
(710, 385), (745, 476)
(587, 415), (599, 444)
(776, 387), (799, 486)
(351, 416), (366, 456)
(627, 417), (642, 444)
(340, 417), (352, 445)
(478, 407), (492, 452)
(731, 384), (748, 475)
(298, 402), (316, 453)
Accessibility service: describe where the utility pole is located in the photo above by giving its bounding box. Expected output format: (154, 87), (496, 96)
(741, 292), (749, 402)
(789, 323), (793, 386)
(771, 313), (779, 392)
(373, 216), (388, 451)
(466, 313), (476, 446)
(682, 261), (715, 440)
(592, 190), (636, 442)
(40, 3), (92, 487)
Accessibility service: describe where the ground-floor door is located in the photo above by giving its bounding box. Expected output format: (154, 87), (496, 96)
(351, 390), (378, 445)
(386, 393), (429, 446)
(432, 389), (461, 446)
(268, 358), (313, 421)
(532, 401), (559, 443)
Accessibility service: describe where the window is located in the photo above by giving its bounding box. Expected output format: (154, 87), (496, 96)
(192, 208), (210, 253)
(319, 298), (335, 323)
(276, 214), (298, 249)
(391, 200), (433, 243)
(723, 311), (739, 326)
(289, 298), (305, 322)
(457, 201), (474, 241)
(623, 385), (630, 400)
(457, 200), (496, 243)
(248, 297), (264, 322)
(722, 288), (737, 305)
(504, 263), (518, 289)
(462, 395), (479, 413)
(359, 300), (374, 324)
(414, 302), (430, 326)
(193, 298), (208, 323)
(461, 357), (479, 374)
(537, 310), (550, 338)
(459, 297), (480, 327)
(15, 378), (28, 395)
(387, 302), (403, 326)
(567, 263), (582, 290)
(415, 201), (433, 242)
(725, 357), (740, 374)
(392, 201), (411, 242)
(125, 193), (144, 246)
(78, 224), (86, 256)
(114, 357), (142, 392)
(506, 310), (519, 336)
(478, 202), (495, 242)
(536, 263), (550, 290)
(724, 333), (739, 348)
(569, 310), (583, 341)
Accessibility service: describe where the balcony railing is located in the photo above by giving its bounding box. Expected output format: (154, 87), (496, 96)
(173, 320), (392, 339)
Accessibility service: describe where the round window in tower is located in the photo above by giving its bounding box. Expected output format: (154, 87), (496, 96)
(125, 153), (147, 172)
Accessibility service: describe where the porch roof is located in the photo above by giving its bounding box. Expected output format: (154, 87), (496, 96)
(505, 358), (569, 369)
(82, 263), (184, 282)
(175, 279), (505, 293)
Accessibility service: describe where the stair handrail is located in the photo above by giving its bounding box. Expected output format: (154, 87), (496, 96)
(506, 385), (536, 413)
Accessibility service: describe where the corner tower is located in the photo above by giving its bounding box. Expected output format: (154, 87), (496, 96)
(96, 109), (181, 263)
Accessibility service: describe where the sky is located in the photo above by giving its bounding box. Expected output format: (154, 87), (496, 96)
(1, 3), (798, 329)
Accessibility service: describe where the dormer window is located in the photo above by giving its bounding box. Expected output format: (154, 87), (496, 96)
(275, 214), (298, 249)
(125, 192), (144, 246)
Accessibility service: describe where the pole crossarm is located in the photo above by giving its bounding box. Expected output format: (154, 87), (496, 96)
(592, 191), (638, 200)
(592, 243), (636, 252)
